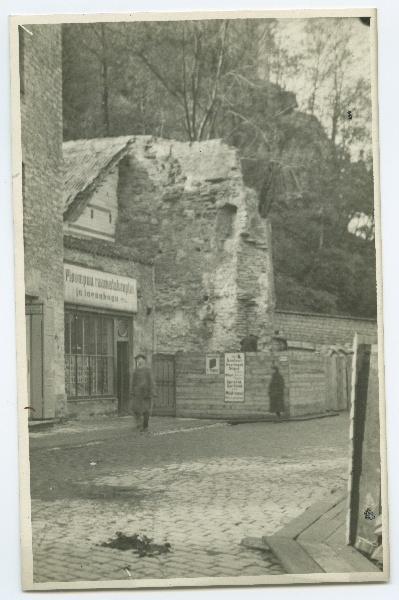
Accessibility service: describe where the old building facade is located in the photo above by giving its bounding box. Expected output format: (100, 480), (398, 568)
(18, 29), (375, 423)
(62, 138), (155, 418)
(20, 36), (155, 420)
(20, 24), (66, 419)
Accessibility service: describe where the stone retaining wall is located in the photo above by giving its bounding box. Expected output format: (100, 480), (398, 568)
(275, 310), (377, 346)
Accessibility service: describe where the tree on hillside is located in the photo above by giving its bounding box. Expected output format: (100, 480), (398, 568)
(61, 18), (376, 318)
(63, 23), (114, 137)
(298, 18), (372, 158)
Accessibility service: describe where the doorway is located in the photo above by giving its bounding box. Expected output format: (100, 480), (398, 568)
(152, 354), (176, 416)
(25, 310), (44, 419)
(117, 341), (129, 415)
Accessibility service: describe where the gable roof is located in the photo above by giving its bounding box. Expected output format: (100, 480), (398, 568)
(63, 136), (134, 220)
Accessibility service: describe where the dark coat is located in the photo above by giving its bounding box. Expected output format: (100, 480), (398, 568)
(130, 366), (156, 412)
(268, 368), (285, 413)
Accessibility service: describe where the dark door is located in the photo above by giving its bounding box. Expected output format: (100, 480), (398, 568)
(117, 342), (129, 415)
(153, 354), (176, 416)
(26, 312), (44, 419)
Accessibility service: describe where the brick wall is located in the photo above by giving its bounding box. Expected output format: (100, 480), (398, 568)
(20, 25), (66, 416)
(275, 310), (377, 346)
(116, 137), (275, 354)
(174, 351), (329, 420)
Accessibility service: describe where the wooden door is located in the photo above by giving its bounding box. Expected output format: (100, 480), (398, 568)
(153, 354), (176, 416)
(30, 313), (44, 419)
(117, 342), (130, 415)
(25, 315), (32, 419)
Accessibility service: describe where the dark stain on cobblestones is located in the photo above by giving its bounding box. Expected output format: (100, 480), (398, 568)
(99, 532), (171, 558)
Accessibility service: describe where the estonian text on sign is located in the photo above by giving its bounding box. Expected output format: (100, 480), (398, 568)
(64, 264), (137, 312)
(224, 353), (245, 402)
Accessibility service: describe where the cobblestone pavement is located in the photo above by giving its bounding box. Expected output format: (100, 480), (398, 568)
(29, 413), (350, 584)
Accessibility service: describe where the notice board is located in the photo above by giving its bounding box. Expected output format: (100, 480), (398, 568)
(225, 353), (245, 402)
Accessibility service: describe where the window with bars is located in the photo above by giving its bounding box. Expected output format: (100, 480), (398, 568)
(64, 311), (114, 398)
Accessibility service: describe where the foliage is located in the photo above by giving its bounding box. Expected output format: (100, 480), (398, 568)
(62, 18), (377, 318)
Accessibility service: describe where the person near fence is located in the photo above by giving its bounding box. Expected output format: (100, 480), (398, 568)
(268, 365), (285, 420)
(130, 354), (156, 433)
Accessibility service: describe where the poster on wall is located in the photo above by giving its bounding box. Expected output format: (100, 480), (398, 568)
(225, 353), (245, 402)
(206, 354), (220, 374)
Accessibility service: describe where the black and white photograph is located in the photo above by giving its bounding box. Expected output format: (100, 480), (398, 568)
(9, 8), (388, 591)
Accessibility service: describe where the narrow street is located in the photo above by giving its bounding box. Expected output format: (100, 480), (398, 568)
(29, 413), (350, 583)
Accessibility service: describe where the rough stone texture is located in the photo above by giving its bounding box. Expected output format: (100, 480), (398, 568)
(20, 25), (66, 417)
(275, 310), (377, 346)
(116, 137), (275, 353)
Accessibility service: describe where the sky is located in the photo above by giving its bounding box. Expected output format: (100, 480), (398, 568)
(273, 17), (372, 158)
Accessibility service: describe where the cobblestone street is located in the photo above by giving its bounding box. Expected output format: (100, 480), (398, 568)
(29, 413), (350, 584)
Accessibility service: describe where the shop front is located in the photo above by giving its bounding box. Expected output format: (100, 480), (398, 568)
(64, 263), (137, 418)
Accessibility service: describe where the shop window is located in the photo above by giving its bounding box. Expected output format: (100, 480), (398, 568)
(65, 311), (114, 398)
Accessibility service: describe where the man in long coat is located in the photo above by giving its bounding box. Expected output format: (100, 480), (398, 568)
(130, 354), (156, 432)
(268, 365), (285, 420)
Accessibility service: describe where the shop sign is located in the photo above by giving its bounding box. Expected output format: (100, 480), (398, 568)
(224, 353), (245, 402)
(64, 264), (137, 312)
(206, 354), (220, 374)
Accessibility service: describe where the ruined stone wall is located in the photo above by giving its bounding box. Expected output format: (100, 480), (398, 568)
(116, 137), (275, 353)
(20, 25), (66, 416)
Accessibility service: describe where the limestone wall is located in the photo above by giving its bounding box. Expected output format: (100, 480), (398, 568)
(116, 136), (275, 353)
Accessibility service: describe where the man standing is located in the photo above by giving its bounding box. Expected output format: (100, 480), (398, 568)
(268, 365), (285, 421)
(130, 354), (156, 433)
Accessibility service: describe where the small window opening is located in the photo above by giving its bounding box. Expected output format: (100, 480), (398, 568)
(91, 209), (94, 219)
(109, 213), (112, 223)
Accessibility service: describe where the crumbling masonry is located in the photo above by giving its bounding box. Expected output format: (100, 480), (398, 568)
(116, 137), (275, 352)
